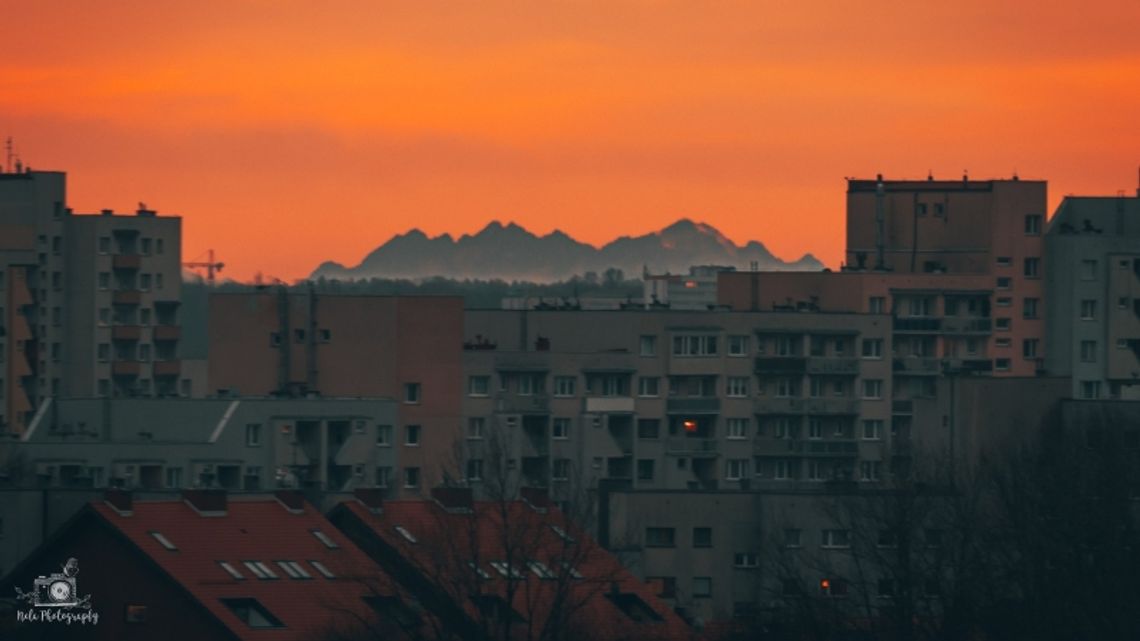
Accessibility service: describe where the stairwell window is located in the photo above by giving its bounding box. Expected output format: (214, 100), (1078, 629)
(245, 424), (261, 447)
(468, 376), (490, 397)
(1080, 300), (1097, 320)
(404, 383), (421, 404)
(1024, 257), (1040, 278)
(404, 467), (420, 489)
(728, 335), (749, 356)
(405, 425), (421, 446)
(646, 527), (676, 548)
(821, 529), (850, 549)
(861, 380), (883, 400)
(553, 376), (576, 397)
(725, 459), (749, 480)
(1025, 214), (1042, 235)
(726, 377), (749, 398)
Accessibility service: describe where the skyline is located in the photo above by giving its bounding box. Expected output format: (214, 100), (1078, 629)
(4, 1), (1140, 281)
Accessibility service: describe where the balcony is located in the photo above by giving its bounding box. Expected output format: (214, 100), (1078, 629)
(112, 360), (141, 377)
(755, 357), (806, 375)
(803, 398), (860, 415)
(112, 254), (141, 270)
(804, 439), (858, 456)
(753, 398), (804, 415)
(665, 397), (721, 414)
(893, 317), (942, 333)
(153, 360), (182, 377)
(753, 438), (805, 456)
(891, 399), (914, 415)
(945, 358), (993, 374)
(111, 325), (142, 341)
(112, 289), (142, 305)
(494, 393), (550, 414)
(805, 357), (860, 375)
(665, 437), (720, 457)
(153, 324), (181, 341)
(583, 397), (635, 413)
(892, 357), (941, 375)
(941, 317), (992, 334)
(494, 355), (550, 372)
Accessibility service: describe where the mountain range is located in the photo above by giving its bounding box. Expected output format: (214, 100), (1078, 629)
(310, 218), (824, 282)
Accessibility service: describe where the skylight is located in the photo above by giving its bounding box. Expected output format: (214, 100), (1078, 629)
(311, 529), (340, 549)
(550, 525), (575, 543)
(242, 561), (279, 580)
(490, 561), (525, 579)
(394, 525), (418, 543)
(468, 562), (492, 580)
(309, 560), (336, 579)
(276, 560), (312, 580)
(528, 560), (556, 579)
(218, 561), (245, 580)
(149, 531), (178, 551)
(561, 562), (584, 580)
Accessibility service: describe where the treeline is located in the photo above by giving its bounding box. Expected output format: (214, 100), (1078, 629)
(185, 267), (642, 309)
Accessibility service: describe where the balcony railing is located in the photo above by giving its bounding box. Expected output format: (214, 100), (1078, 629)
(111, 325), (142, 341)
(755, 357), (806, 375)
(665, 437), (719, 457)
(892, 357), (941, 375)
(153, 324), (181, 341)
(112, 254), (141, 270)
(583, 397), (635, 413)
(112, 289), (142, 305)
(805, 357), (860, 375)
(891, 399), (914, 415)
(153, 360), (182, 377)
(665, 397), (721, 414)
(893, 317), (942, 332)
(753, 438), (805, 455)
(941, 317), (992, 334)
(111, 360), (141, 377)
(753, 398), (804, 415)
(494, 393), (550, 414)
(803, 398), (860, 415)
(805, 439), (859, 456)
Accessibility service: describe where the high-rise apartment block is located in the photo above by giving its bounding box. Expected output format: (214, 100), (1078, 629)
(0, 170), (186, 434)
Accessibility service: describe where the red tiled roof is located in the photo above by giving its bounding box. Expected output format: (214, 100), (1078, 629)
(338, 498), (694, 641)
(91, 495), (409, 640)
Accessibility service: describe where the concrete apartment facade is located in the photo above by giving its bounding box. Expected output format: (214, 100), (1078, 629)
(1045, 193), (1140, 400)
(0, 396), (398, 575)
(0, 170), (192, 435)
(207, 291), (464, 496)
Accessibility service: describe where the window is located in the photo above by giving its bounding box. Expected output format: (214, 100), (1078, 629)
(775, 336), (795, 356)
(552, 459), (571, 480)
(774, 459), (791, 480)
(97, 343), (110, 362)
(868, 296), (885, 314)
(149, 531), (177, 551)
(1025, 214), (1042, 234)
(139, 273), (151, 290)
(490, 561), (525, 579)
(376, 467), (391, 487)
(672, 334), (717, 356)
(692, 527), (713, 548)
(1080, 340), (1098, 363)
(466, 459), (483, 482)
(646, 527), (676, 547)
(996, 276), (1011, 290)
(220, 598), (284, 629)
(542, 418), (566, 441)
(311, 529), (339, 549)
(784, 528), (801, 548)
(638, 377), (659, 397)
(276, 560), (312, 580)
(996, 297), (1012, 307)
(376, 425), (392, 446)
(138, 343), (151, 362)
(1023, 339), (1039, 359)
(309, 560), (336, 579)
(1080, 259), (1098, 280)
(820, 578), (848, 597)
(468, 376), (490, 396)
(995, 358), (1011, 371)
(996, 318), (1011, 331)
(1080, 300), (1097, 320)
(726, 458), (749, 480)
(807, 418), (823, 440)
(862, 419), (882, 440)
(405, 425), (421, 446)
(637, 419), (660, 439)
(165, 467), (182, 488)
(155, 274), (164, 290)
(404, 383), (421, 403)
(98, 236), (110, 254)
(528, 561), (556, 580)
(808, 377), (824, 398)
(245, 423), (261, 447)
(996, 256), (1012, 267)
(639, 335), (657, 357)
(692, 577), (712, 598)
(404, 467), (420, 488)
(242, 561), (279, 580)
(728, 335), (749, 356)
(1024, 257), (1040, 278)
(807, 459), (825, 481)
(726, 418), (748, 439)
(861, 338), (883, 359)
(916, 202), (928, 216)
(821, 529), (850, 549)
(1023, 297), (1039, 319)
(775, 378), (798, 398)
(860, 461), (882, 482)
(734, 553), (759, 568)
(726, 377), (748, 397)
(553, 376), (575, 396)
(141, 238), (152, 254)
(861, 379), (883, 399)
(637, 459), (655, 481)
(156, 238), (164, 254)
(218, 561), (245, 580)
(467, 417), (484, 440)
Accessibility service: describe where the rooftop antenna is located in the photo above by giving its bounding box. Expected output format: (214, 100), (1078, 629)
(4, 136), (12, 173)
(874, 173), (886, 270)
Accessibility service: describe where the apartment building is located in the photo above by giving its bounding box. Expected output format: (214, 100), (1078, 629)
(0, 169), (188, 434)
(208, 291), (464, 496)
(461, 308), (898, 503)
(844, 175), (1047, 377)
(1045, 193), (1140, 400)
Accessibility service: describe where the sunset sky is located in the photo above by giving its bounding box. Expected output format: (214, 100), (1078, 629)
(3, 1), (1139, 281)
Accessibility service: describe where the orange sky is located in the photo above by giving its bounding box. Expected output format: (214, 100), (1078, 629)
(3, 1), (1139, 281)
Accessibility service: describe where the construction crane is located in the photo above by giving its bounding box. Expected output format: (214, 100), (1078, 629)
(184, 249), (225, 284)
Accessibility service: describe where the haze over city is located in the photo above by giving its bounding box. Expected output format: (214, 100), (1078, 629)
(4, 1), (1140, 281)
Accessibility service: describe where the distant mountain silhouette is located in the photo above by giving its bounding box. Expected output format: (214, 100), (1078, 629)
(311, 218), (824, 282)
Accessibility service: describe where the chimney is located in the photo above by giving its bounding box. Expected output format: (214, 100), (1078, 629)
(104, 488), (133, 515)
(182, 489), (227, 515)
(431, 486), (474, 512)
(353, 487), (385, 512)
(275, 489), (305, 512)
(520, 486), (551, 511)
